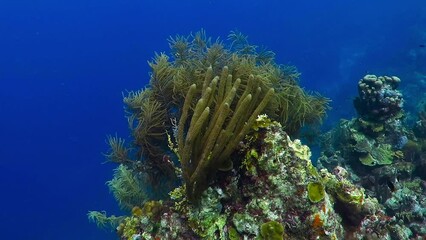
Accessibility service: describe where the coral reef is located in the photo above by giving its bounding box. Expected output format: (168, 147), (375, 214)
(93, 29), (329, 206)
(413, 103), (426, 138)
(354, 74), (403, 123)
(107, 117), (391, 239)
(89, 31), (426, 239)
(319, 74), (426, 238)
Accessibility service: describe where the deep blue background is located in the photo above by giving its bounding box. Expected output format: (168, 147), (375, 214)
(0, 0), (425, 239)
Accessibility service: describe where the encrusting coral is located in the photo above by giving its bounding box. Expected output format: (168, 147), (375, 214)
(99, 115), (393, 239)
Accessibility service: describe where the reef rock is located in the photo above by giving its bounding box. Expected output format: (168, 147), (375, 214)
(115, 116), (389, 240)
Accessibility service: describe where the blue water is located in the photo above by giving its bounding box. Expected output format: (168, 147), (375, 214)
(0, 0), (425, 239)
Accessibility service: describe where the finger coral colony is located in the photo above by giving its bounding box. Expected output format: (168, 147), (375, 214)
(88, 30), (426, 239)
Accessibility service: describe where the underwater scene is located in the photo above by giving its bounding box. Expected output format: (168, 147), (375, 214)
(1, 0), (426, 239)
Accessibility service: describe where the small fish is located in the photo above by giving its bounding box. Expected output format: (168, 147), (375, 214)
(420, 44), (425, 48)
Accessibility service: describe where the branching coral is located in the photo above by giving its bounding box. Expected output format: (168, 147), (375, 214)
(94, 30), (330, 219)
(270, 83), (330, 136)
(104, 135), (131, 165)
(107, 164), (150, 210)
(87, 211), (124, 229)
(124, 88), (168, 159)
(122, 30), (329, 200)
(174, 66), (274, 201)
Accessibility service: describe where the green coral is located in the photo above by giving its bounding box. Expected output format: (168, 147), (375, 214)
(335, 182), (365, 205)
(260, 221), (285, 240)
(358, 118), (384, 135)
(359, 143), (394, 166)
(307, 182), (326, 203)
(228, 227), (241, 240)
(243, 148), (260, 176)
(252, 114), (275, 131)
(141, 200), (163, 219)
(287, 137), (312, 161)
(370, 143), (394, 165)
(117, 216), (143, 239)
(241, 114), (278, 176)
(169, 186), (186, 201)
(107, 164), (149, 210)
(169, 186), (190, 214)
(187, 188), (227, 238)
(87, 211), (123, 229)
(332, 119), (395, 167)
(233, 212), (259, 235)
(321, 169), (365, 206)
(358, 153), (376, 166)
